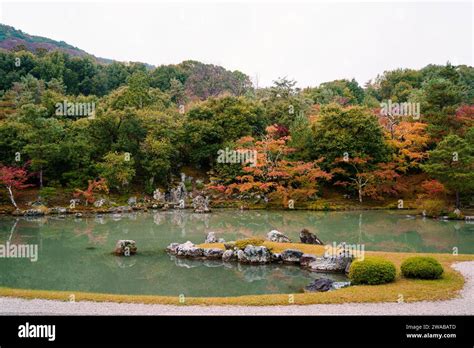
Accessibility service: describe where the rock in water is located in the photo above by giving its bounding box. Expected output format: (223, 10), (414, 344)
(237, 245), (272, 264)
(280, 249), (304, 263)
(332, 281), (351, 290)
(205, 232), (218, 243)
(222, 250), (236, 262)
(266, 230), (291, 243)
(115, 240), (137, 256)
(166, 243), (180, 255)
(300, 254), (318, 267)
(299, 228), (324, 245)
(175, 241), (204, 258)
(307, 255), (353, 273)
(127, 196), (137, 207)
(203, 248), (224, 259)
(305, 278), (334, 292)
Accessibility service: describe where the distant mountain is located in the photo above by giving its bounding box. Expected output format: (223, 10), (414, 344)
(0, 23), (114, 64)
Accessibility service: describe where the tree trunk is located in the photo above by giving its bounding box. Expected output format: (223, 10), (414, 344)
(7, 186), (18, 208)
(456, 191), (460, 209)
(39, 168), (43, 189)
(358, 187), (363, 203)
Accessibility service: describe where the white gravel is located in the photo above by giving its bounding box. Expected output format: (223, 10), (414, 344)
(1, 262), (473, 316)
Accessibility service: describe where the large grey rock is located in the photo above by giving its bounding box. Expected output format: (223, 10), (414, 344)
(305, 278), (334, 292)
(272, 253), (282, 262)
(127, 196), (137, 206)
(305, 278), (351, 292)
(332, 281), (351, 290)
(307, 256), (353, 273)
(222, 250), (237, 262)
(266, 230), (291, 243)
(237, 245), (272, 264)
(50, 207), (67, 214)
(24, 208), (46, 217)
(345, 259), (353, 274)
(114, 240), (137, 256)
(300, 254), (318, 267)
(299, 228), (323, 245)
(203, 248), (224, 259)
(166, 243), (180, 255)
(205, 232), (218, 243)
(175, 241), (204, 258)
(281, 249), (303, 263)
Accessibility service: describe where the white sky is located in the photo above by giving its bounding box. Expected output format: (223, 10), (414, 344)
(0, 0), (472, 88)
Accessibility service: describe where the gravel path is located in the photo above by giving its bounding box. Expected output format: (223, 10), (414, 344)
(1, 262), (473, 316)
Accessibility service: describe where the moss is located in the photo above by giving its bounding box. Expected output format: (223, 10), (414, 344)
(234, 238), (265, 250)
(401, 256), (444, 279)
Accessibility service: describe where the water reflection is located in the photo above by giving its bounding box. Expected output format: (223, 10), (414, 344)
(0, 210), (472, 296)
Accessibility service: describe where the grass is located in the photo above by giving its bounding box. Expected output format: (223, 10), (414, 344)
(0, 242), (473, 306)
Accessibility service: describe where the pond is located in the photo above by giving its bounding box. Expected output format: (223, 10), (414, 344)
(0, 210), (472, 297)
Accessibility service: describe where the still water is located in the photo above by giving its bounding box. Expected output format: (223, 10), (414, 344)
(0, 210), (472, 297)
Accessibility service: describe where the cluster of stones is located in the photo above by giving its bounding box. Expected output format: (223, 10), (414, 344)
(166, 230), (352, 292)
(114, 240), (138, 256)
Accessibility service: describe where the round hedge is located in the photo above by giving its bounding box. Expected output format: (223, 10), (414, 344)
(401, 256), (444, 279)
(349, 257), (396, 285)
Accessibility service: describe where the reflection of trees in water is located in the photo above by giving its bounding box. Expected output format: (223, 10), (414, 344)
(361, 215), (469, 252)
(73, 220), (108, 246)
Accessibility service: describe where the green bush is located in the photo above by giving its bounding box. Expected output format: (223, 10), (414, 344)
(234, 238), (265, 250)
(349, 257), (396, 285)
(417, 199), (449, 217)
(401, 256), (444, 279)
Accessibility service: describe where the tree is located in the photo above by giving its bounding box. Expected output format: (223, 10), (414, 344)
(421, 133), (474, 208)
(0, 163), (32, 208)
(74, 178), (109, 206)
(140, 135), (175, 189)
(332, 157), (401, 203)
(185, 96), (266, 167)
(311, 104), (390, 167)
(97, 152), (135, 192)
(307, 79), (365, 105)
(386, 121), (430, 172)
(22, 106), (64, 188)
(211, 125), (332, 206)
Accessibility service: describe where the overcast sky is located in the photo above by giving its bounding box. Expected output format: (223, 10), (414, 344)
(0, 0), (472, 87)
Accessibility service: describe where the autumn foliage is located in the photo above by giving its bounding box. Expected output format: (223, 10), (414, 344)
(0, 163), (32, 208)
(74, 178), (109, 206)
(209, 125), (332, 206)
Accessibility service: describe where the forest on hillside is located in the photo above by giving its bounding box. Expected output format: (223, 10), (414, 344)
(0, 48), (473, 214)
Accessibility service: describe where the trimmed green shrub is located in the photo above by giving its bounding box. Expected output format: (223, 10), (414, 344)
(349, 257), (396, 285)
(234, 238), (265, 250)
(401, 256), (444, 279)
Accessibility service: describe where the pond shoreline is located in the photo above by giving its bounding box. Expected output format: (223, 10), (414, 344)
(0, 204), (471, 222)
(0, 261), (472, 315)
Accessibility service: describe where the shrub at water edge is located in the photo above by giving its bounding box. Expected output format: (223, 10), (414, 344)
(349, 257), (397, 285)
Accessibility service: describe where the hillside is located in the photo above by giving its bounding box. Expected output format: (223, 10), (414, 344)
(0, 23), (113, 64)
